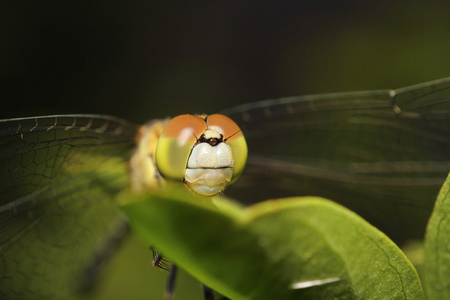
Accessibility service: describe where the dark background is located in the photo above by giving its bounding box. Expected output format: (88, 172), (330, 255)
(3, 0), (450, 123)
(3, 1), (450, 299)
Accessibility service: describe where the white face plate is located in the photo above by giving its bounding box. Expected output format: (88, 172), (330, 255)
(184, 131), (234, 196)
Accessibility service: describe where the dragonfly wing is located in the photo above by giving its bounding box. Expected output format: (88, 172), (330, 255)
(0, 115), (138, 298)
(223, 77), (450, 243)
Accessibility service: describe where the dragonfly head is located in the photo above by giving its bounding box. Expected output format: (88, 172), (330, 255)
(155, 114), (247, 196)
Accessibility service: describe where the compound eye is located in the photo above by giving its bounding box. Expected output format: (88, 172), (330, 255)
(207, 114), (247, 183)
(155, 115), (207, 181)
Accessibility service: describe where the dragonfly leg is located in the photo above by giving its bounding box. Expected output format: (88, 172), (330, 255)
(165, 264), (178, 300)
(152, 248), (171, 271)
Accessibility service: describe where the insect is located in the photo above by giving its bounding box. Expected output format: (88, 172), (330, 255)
(1, 77), (450, 299)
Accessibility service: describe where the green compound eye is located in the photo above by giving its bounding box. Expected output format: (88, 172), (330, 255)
(155, 114), (247, 196)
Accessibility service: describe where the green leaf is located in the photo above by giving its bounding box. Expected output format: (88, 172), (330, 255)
(119, 188), (423, 300)
(424, 173), (450, 299)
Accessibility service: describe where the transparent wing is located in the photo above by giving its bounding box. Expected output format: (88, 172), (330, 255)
(0, 115), (138, 298)
(223, 77), (450, 243)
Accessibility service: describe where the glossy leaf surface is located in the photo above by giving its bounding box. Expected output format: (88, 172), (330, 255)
(121, 188), (423, 300)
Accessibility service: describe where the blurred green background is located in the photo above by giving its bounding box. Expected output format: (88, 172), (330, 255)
(2, 0), (450, 299)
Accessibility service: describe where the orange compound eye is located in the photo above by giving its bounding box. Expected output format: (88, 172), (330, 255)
(155, 115), (207, 181)
(206, 114), (243, 142)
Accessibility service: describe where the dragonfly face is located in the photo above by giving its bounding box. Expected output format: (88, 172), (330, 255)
(153, 114), (247, 196)
(2, 77), (450, 298)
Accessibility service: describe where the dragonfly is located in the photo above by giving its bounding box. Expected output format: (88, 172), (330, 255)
(2, 77), (450, 299)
